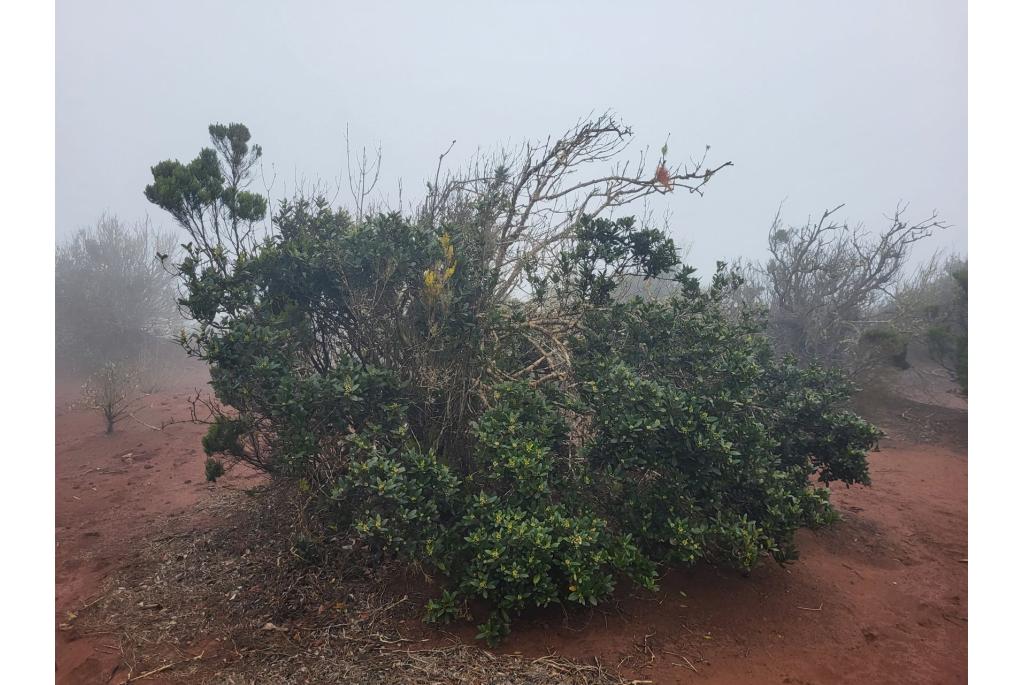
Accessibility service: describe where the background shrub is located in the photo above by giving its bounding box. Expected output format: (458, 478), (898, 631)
(726, 205), (957, 379)
(81, 361), (141, 434)
(56, 214), (182, 376)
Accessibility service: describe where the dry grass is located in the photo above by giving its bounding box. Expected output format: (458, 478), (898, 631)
(73, 486), (626, 684)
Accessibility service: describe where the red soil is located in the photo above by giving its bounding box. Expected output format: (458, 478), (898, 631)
(55, 369), (261, 685)
(56, 372), (966, 684)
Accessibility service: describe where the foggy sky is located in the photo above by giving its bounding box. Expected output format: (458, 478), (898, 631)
(56, 0), (966, 276)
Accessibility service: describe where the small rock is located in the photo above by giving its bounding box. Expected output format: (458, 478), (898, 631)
(260, 622), (287, 632)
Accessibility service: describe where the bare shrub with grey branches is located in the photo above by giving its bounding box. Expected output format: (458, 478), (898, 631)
(81, 361), (141, 434)
(732, 203), (948, 375)
(421, 114), (731, 302)
(412, 117), (731, 452)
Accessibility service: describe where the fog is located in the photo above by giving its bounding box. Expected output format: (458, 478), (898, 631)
(54, 4), (973, 680)
(56, 0), (966, 276)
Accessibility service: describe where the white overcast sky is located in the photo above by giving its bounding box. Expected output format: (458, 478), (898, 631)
(56, 0), (966, 275)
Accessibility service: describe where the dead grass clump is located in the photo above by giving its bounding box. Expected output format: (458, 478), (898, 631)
(73, 487), (626, 684)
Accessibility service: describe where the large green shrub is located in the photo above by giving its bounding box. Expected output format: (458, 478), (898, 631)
(147, 120), (879, 642)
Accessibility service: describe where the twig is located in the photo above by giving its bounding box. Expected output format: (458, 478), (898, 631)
(125, 651), (204, 682)
(672, 657), (698, 673)
(664, 649), (698, 672)
(797, 604), (823, 611)
(127, 413), (164, 431)
(79, 591), (108, 612)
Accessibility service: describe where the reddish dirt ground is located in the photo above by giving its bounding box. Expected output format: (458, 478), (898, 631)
(55, 368), (261, 685)
(56, 370), (966, 684)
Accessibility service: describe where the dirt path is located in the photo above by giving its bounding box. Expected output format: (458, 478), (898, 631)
(55, 374), (262, 684)
(56, 377), (966, 684)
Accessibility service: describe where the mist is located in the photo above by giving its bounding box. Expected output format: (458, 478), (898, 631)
(57, 0), (966, 276)
(54, 3), (971, 682)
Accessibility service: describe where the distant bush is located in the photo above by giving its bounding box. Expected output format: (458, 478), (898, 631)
(56, 215), (182, 375)
(147, 119), (879, 641)
(205, 457), (226, 483)
(81, 361), (140, 434)
(730, 205), (948, 377)
(893, 255), (967, 393)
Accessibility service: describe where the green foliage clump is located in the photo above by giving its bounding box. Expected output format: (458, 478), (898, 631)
(859, 326), (911, 369)
(202, 416), (249, 459)
(205, 457), (225, 482)
(331, 431), (460, 559)
(146, 122), (880, 642)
